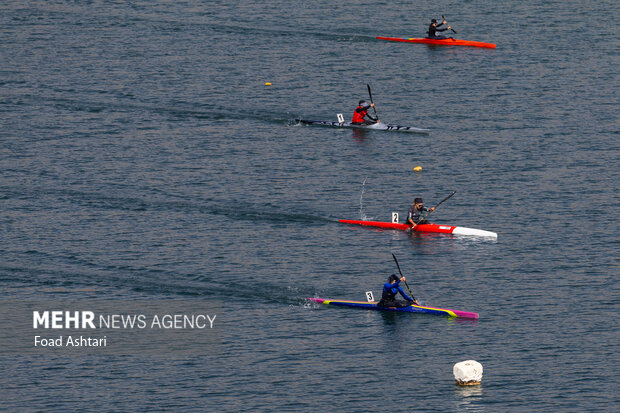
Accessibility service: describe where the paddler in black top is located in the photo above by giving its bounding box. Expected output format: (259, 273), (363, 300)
(427, 18), (452, 39)
(407, 197), (435, 226)
(351, 100), (378, 125)
(377, 274), (418, 307)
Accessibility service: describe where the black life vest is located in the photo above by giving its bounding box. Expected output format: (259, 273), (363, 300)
(382, 285), (397, 301)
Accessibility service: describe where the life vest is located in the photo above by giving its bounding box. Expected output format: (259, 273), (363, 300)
(352, 106), (367, 123)
(381, 283), (398, 301)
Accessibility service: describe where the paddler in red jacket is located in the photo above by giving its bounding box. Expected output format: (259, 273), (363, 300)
(352, 100), (378, 125)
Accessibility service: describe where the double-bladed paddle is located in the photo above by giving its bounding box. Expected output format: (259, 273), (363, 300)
(391, 253), (418, 304)
(366, 83), (379, 120)
(411, 190), (457, 230)
(442, 15), (457, 34)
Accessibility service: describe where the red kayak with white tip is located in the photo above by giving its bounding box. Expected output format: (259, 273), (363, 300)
(339, 219), (497, 238)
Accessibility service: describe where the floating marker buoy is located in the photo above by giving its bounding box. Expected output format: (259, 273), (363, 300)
(413, 166), (422, 172)
(265, 82), (272, 86)
(453, 360), (483, 386)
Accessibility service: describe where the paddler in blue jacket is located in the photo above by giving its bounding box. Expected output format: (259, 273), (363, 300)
(427, 18), (452, 39)
(407, 197), (435, 226)
(377, 274), (418, 307)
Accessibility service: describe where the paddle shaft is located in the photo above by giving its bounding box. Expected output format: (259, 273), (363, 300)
(411, 191), (457, 230)
(442, 15), (457, 34)
(366, 84), (378, 118)
(391, 253), (417, 302)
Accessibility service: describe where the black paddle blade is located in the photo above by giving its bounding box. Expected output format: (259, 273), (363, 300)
(442, 15), (457, 34)
(366, 84), (378, 116)
(391, 253), (416, 301)
(392, 253), (404, 277)
(436, 191), (456, 208)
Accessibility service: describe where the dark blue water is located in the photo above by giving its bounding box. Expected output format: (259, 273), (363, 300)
(1, 1), (618, 411)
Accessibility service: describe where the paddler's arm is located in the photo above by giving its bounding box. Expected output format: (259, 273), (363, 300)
(399, 285), (419, 305)
(407, 214), (416, 226)
(366, 104), (378, 122)
(397, 285), (414, 302)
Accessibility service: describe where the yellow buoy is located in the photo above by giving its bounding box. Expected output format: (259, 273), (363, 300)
(265, 82), (272, 86)
(413, 166), (423, 172)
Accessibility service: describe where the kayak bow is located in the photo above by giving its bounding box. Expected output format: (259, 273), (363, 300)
(376, 36), (496, 49)
(296, 119), (430, 134)
(308, 298), (478, 319)
(339, 219), (498, 238)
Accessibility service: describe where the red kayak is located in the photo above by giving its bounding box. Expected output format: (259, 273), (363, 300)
(340, 219), (497, 238)
(376, 36), (496, 49)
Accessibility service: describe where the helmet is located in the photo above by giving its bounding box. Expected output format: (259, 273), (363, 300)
(431, 19), (438, 24)
(414, 197), (423, 204)
(359, 101), (371, 109)
(388, 274), (399, 283)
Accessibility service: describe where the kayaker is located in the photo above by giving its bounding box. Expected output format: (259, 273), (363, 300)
(377, 274), (418, 307)
(427, 18), (452, 39)
(407, 197), (435, 226)
(352, 100), (378, 125)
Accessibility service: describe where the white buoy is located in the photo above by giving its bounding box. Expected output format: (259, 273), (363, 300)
(453, 360), (483, 386)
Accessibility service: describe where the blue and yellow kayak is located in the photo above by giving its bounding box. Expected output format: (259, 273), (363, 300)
(308, 297), (478, 319)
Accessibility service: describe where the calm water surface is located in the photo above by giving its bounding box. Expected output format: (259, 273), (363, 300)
(1, 0), (618, 411)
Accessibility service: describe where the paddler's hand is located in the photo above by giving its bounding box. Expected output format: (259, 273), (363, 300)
(400, 276), (406, 282)
(430, 207), (435, 212)
(413, 299), (419, 305)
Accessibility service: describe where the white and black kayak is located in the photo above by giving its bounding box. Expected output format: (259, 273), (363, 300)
(296, 119), (430, 134)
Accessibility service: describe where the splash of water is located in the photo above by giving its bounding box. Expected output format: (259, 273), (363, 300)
(359, 178), (373, 220)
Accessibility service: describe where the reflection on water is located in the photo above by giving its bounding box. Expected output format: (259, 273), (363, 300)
(454, 384), (484, 412)
(352, 128), (371, 143)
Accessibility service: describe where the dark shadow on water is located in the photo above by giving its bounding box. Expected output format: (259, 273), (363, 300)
(378, 308), (478, 325)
